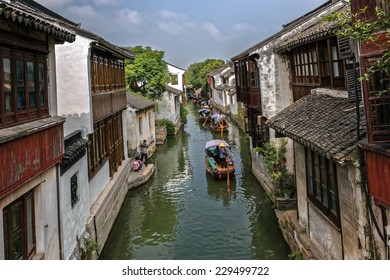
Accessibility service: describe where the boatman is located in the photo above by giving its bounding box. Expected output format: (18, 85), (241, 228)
(219, 142), (227, 168)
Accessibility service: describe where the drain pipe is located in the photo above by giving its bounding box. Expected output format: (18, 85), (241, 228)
(93, 215), (101, 259)
(357, 145), (385, 256)
(56, 165), (63, 259)
(353, 54), (386, 258)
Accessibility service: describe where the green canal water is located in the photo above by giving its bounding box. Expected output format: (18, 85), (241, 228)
(100, 104), (291, 260)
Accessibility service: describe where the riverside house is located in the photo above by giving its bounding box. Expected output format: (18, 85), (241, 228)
(0, 0), (75, 259)
(54, 14), (134, 258)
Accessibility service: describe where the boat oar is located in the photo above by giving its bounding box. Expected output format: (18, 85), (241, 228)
(203, 117), (208, 126)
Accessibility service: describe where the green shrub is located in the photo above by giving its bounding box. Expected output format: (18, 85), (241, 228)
(155, 119), (175, 136)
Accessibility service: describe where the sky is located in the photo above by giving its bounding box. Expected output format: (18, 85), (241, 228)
(35, 0), (329, 69)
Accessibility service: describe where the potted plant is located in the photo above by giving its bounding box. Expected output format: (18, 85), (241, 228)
(253, 146), (263, 156)
(282, 172), (295, 198)
(262, 139), (296, 198)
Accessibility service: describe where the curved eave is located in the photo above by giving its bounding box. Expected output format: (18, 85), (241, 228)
(274, 26), (338, 53)
(0, 5), (76, 43)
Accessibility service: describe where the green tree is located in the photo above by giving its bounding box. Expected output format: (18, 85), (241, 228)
(186, 59), (225, 93)
(125, 46), (170, 100)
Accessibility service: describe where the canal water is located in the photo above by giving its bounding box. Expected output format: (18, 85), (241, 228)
(100, 103), (291, 260)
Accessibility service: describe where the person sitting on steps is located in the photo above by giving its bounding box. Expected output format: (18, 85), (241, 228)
(132, 156), (143, 171)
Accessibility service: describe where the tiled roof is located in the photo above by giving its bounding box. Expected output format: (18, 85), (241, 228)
(231, 0), (345, 61)
(214, 84), (229, 91)
(273, 7), (347, 53)
(266, 89), (366, 163)
(60, 130), (89, 175)
(0, 0), (76, 42)
(126, 93), (155, 111)
(166, 85), (182, 95)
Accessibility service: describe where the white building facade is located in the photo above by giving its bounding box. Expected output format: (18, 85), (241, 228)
(55, 27), (134, 259)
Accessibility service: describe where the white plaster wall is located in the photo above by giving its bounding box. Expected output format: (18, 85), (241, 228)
(258, 49), (282, 119)
(127, 107), (156, 156)
(167, 64), (185, 91)
(122, 110), (129, 159)
(295, 142), (309, 228)
(250, 0), (345, 121)
(89, 161), (110, 208)
(0, 167), (60, 259)
(175, 95), (180, 121)
(229, 94), (238, 115)
(126, 107), (137, 154)
(48, 37), (58, 116)
(308, 202), (343, 259)
(338, 161), (371, 259)
(156, 92), (178, 123)
(295, 142), (370, 259)
(59, 156), (89, 260)
(295, 141), (344, 260)
(55, 36), (93, 137)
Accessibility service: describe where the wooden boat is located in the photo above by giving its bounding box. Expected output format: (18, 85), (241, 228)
(198, 108), (211, 123)
(205, 139), (235, 179)
(210, 113), (228, 133)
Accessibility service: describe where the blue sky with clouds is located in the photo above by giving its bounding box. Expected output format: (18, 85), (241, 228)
(36, 0), (329, 69)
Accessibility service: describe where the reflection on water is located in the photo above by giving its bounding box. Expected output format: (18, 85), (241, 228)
(100, 103), (291, 260)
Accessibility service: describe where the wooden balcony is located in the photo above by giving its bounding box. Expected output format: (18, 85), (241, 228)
(365, 92), (390, 143)
(92, 89), (127, 122)
(0, 116), (65, 198)
(360, 142), (390, 207)
(236, 86), (261, 111)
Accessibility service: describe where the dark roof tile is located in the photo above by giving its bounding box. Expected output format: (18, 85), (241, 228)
(126, 93), (155, 111)
(266, 90), (366, 163)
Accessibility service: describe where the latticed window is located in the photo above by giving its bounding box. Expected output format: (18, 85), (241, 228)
(305, 148), (340, 227)
(1, 47), (48, 128)
(90, 53), (125, 93)
(88, 112), (124, 178)
(363, 56), (390, 143)
(3, 191), (36, 259)
(70, 173), (79, 208)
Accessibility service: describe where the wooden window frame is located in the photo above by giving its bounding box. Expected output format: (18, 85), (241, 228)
(291, 38), (345, 88)
(88, 112), (124, 179)
(90, 53), (126, 94)
(363, 56), (390, 142)
(305, 148), (340, 227)
(0, 47), (49, 128)
(3, 190), (36, 260)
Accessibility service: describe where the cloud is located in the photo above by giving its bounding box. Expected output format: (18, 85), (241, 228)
(233, 23), (254, 32)
(158, 21), (185, 35)
(67, 5), (98, 19)
(202, 22), (223, 40)
(154, 10), (195, 35)
(158, 10), (190, 22)
(35, 0), (74, 10)
(117, 8), (143, 26)
(92, 0), (122, 5)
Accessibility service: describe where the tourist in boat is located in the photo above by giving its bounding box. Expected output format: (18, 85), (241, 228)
(219, 143), (228, 168)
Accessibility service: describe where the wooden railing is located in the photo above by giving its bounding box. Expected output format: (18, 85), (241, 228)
(236, 86), (261, 111)
(364, 147), (390, 207)
(367, 92), (390, 142)
(0, 117), (64, 197)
